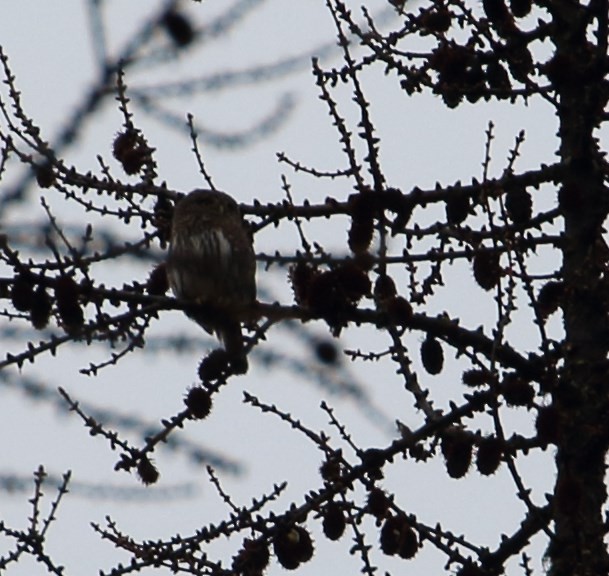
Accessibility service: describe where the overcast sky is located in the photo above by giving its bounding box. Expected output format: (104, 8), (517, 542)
(0, 2), (563, 575)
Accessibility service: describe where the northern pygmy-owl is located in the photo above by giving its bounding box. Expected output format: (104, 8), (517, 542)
(166, 189), (256, 373)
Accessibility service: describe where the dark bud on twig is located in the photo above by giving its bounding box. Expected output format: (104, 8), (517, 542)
(441, 87), (463, 109)
(348, 192), (377, 254)
(304, 266), (365, 335)
(537, 281), (563, 319)
(445, 192), (470, 225)
(542, 53), (579, 90)
(457, 562), (486, 576)
(137, 456), (159, 486)
(348, 216), (374, 254)
(473, 250), (501, 290)
(484, 0), (520, 40)
(153, 196), (173, 246)
(505, 186), (532, 225)
(319, 456), (342, 482)
(380, 515), (418, 559)
(11, 273), (35, 312)
(198, 349), (230, 382)
(464, 58), (485, 104)
(146, 263), (169, 295)
(486, 61), (512, 92)
(462, 368), (495, 387)
(430, 44), (470, 85)
(289, 261), (318, 306)
(232, 539), (270, 576)
(55, 275), (84, 333)
(184, 387), (212, 420)
(476, 435), (503, 475)
(307, 271), (339, 316)
(35, 162), (55, 188)
(322, 502), (346, 541)
(501, 373), (534, 407)
(398, 527), (418, 559)
(314, 339), (340, 365)
(113, 130), (136, 163)
(506, 41), (533, 82)
(386, 296), (413, 324)
(162, 10), (195, 48)
(421, 336), (444, 375)
(374, 274), (397, 302)
(367, 487), (390, 520)
(419, 7), (451, 34)
(441, 429), (473, 479)
(361, 448), (386, 479)
(383, 190), (414, 232)
(30, 285), (52, 329)
(112, 129), (153, 175)
(335, 262), (371, 302)
(273, 526), (314, 570)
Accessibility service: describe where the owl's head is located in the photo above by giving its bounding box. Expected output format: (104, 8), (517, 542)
(173, 189), (241, 224)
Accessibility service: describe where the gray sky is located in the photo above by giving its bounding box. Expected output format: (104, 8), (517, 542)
(0, 2), (560, 575)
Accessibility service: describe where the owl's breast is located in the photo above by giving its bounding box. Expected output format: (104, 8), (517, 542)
(167, 227), (255, 306)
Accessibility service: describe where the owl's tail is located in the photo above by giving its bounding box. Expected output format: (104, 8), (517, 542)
(186, 306), (249, 374)
(219, 320), (249, 374)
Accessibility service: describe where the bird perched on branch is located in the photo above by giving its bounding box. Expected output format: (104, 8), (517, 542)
(166, 189), (256, 373)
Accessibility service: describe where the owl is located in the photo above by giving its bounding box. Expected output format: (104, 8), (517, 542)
(166, 189), (256, 373)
